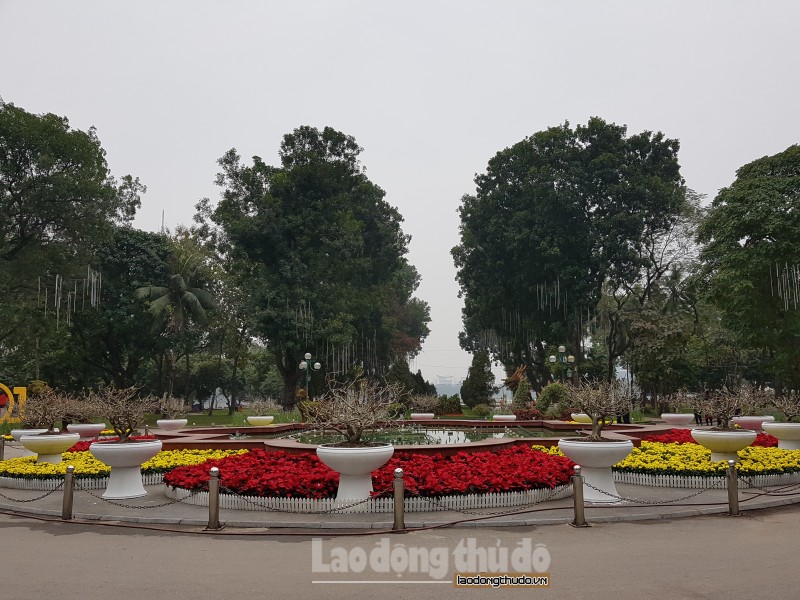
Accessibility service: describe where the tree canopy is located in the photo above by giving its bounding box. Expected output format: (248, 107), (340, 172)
(207, 125), (430, 405)
(452, 117), (686, 389)
(698, 144), (800, 391)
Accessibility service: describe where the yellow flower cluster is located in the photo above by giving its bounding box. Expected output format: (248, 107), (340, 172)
(0, 449), (246, 479)
(533, 442), (800, 476)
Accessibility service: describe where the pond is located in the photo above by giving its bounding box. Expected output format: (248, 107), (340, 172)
(236, 425), (567, 445)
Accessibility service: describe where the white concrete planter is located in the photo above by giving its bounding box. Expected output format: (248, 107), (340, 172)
(9, 429), (49, 457)
(731, 415), (775, 432)
(410, 413), (434, 421)
(246, 416), (275, 426)
(762, 422), (800, 450)
(690, 428), (757, 463)
(492, 414), (517, 422)
(89, 439), (163, 499)
(19, 433), (80, 464)
(557, 439), (634, 503)
(316, 443), (394, 501)
(156, 418), (189, 431)
(661, 413), (696, 427)
(570, 413), (592, 424)
(67, 423), (107, 440)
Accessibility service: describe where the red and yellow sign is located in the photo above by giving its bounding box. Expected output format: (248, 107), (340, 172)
(0, 384), (27, 424)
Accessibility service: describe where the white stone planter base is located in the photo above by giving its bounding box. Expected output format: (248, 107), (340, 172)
(762, 422), (800, 450)
(67, 423), (107, 440)
(316, 444), (394, 503)
(89, 440), (163, 499)
(579, 466), (624, 503)
(156, 419), (189, 431)
(661, 413), (696, 427)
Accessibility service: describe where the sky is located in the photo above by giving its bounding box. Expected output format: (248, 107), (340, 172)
(2, 1), (799, 388)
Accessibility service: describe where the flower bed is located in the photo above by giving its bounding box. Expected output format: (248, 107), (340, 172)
(163, 447), (575, 499)
(0, 449), (246, 480)
(643, 428), (777, 447)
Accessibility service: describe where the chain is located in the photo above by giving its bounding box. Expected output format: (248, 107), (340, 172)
(406, 486), (566, 516)
(74, 480), (199, 509)
(217, 485), (386, 514)
(0, 481), (65, 503)
(581, 478), (727, 505)
(737, 476), (800, 496)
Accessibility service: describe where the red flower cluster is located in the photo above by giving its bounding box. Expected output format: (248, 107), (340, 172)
(67, 435), (156, 453)
(643, 429), (778, 447)
(163, 446), (575, 499)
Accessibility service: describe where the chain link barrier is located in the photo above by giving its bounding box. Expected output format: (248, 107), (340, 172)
(73, 479), (200, 509)
(216, 484), (389, 514)
(581, 477), (728, 505)
(737, 475), (800, 497)
(0, 480), (65, 503)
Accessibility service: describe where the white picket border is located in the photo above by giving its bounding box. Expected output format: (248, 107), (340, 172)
(163, 483), (573, 513)
(614, 470), (800, 489)
(0, 472), (164, 491)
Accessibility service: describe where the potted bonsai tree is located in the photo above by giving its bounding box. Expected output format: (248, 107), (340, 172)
(557, 380), (635, 503)
(691, 385), (770, 462)
(310, 377), (400, 500)
(16, 389), (80, 464)
(156, 395), (189, 430)
(408, 394), (439, 420)
(660, 389), (698, 427)
(242, 399), (280, 426)
(763, 393), (800, 449)
(87, 387), (162, 499)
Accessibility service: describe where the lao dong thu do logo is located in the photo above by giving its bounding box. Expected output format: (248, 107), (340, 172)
(312, 537), (551, 581)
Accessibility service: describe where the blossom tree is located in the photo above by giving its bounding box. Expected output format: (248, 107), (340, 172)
(567, 381), (633, 440)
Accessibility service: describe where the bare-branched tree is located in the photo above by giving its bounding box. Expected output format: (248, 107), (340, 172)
(567, 381), (634, 440)
(309, 378), (401, 446)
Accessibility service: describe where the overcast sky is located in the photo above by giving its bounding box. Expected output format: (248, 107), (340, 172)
(2, 1), (799, 386)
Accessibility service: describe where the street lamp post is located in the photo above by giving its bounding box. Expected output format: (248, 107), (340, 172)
(549, 345), (576, 383)
(298, 352), (321, 398)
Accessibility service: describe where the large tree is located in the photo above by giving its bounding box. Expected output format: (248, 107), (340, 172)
(698, 144), (800, 392)
(206, 126), (430, 406)
(0, 101), (143, 385)
(452, 117), (685, 389)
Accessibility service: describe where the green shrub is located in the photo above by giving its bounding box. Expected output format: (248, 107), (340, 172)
(512, 378), (532, 410)
(438, 395), (462, 415)
(537, 383), (569, 415)
(472, 403), (492, 418)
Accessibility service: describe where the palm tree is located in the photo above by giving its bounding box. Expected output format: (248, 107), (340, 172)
(136, 243), (215, 396)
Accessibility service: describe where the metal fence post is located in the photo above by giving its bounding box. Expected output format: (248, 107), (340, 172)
(393, 467), (405, 531)
(0, 435), (5, 461)
(206, 466), (222, 530)
(727, 460), (740, 516)
(144, 424), (150, 437)
(62, 465), (75, 520)
(570, 465), (589, 527)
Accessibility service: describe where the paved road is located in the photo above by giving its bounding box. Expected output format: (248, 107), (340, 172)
(3, 505), (798, 599)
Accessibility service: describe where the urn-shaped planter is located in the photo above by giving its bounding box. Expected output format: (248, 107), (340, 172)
(730, 415), (775, 432)
(89, 439), (163, 499)
(246, 416), (275, 426)
(19, 433), (80, 464)
(570, 413), (593, 424)
(67, 423), (108, 440)
(156, 418), (189, 431)
(690, 429), (757, 463)
(410, 413), (434, 421)
(557, 439), (634, 503)
(9, 429), (49, 457)
(761, 422), (800, 450)
(660, 413), (696, 427)
(493, 414), (517, 422)
(316, 443), (394, 501)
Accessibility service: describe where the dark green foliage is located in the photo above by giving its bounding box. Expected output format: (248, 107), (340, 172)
(512, 377), (532, 410)
(698, 144), (800, 392)
(207, 126), (430, 407)
(472, 403), (492, 418)
(536, 382), (568, 414)
(438, 395), (462, 415)
(460, 351), (496, 408)
(453, 117), (685, 389)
